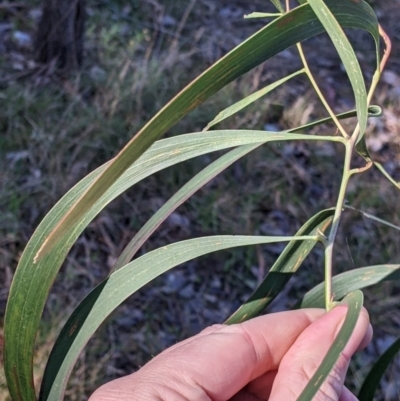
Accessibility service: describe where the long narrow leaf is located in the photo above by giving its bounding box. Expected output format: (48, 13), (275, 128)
(39, 235), (319, 401)
(290, 105), (382, 133)
(4, 131), (343, 401)
(355, 137), (400, 190)
(113, 144), (262, 270)
(355, 133), (372, 162)
(344, 205), (400, 231)
(204, 70), (305, 131)
(297, 265), (400, 309)
(35, 0), (381, 264)
(307, 0), (370, 137)
(374, 162), (400, 190)
(270, 0), (284, 13)
(225, 208), (334, 324)
(358, 336), (400, 401)
(296, 290), (364, 401)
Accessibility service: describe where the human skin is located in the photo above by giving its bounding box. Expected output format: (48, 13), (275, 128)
(89, 306), (372, 401)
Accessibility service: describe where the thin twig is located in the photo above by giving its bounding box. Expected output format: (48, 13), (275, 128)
(351, 24), (392, 141)
(296, 43), (349, 139)
(379, 24), (392, 73)
(168, 0), (197, 55)
(349, 160), (373, 175)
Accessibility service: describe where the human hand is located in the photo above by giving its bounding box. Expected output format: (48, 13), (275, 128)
(89, 306), (372, 401)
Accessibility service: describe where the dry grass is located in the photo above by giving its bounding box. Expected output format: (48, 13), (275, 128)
(0, 0), (399, 399)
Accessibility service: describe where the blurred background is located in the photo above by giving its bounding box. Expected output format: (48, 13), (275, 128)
(0, 0), (399, 399)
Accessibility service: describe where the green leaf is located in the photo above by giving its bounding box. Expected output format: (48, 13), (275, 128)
(297, 290), (364, 401)
(364, 105), (382, 118)
(307, 0), (369, 138)
(355, 135), (372, 161)
(344, 205), (400, 231)
(297, 265), (400, 309)
(39, 235), (319, 401)
(374, 162), (400, 190)
(355, 137), (400, 191)
(225, 208), (334, 325)
(244, 12), (282, 19)
(4, 130), (342, 401)
(204, 70), (305, 131)
(358, 336), (400, 401)
(290, 105), (382, 133)
(207, 101), (381, 136)
(270, 0), (285, 13)
(35, 0), (381, 263)
(113, 144), (262, 270)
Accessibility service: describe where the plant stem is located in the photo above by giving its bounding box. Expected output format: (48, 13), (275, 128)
(324, 134), (360, 310)
(296, 39), (351, 308)
(296, 43), (349, 139)
(306, 24), (391, 311)
(324, 142), (349, 309)
(319, 27), (390, 309)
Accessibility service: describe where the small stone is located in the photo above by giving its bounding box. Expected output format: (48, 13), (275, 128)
(167, 212), (190, 229)
(90, 66), (106, 82)
(29, 8), (42, 21)
(163, 271), (187, 294)
(204, 294), (217, 304)
(210, 276), (222, 289)
(382, 70), (400, 87)
(264, 124), (280, 132)
(12, 31), (32, 48)
(159, 15), (177, 27)
(179, 284), (195, 299)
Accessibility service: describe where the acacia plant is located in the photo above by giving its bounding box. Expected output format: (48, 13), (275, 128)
(3, 0), (400, 400)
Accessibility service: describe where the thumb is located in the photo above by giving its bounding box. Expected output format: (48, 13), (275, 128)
(268, 305), (372, 401)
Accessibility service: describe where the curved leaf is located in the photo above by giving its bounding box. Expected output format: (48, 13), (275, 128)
(35, 0), (381, 263)
(307, 0), (372, 138)
(225, 208), (334, 324)
(204, 70), (305, 131)
(358, 336), (400, 401)
(297, 265), (400, 309)
(39, 235), (319, 401)
(355, 134), (399, 191)
(297, 290), (364, 401)
(113, 144), (262, 270)
(374, 162), (400, 190)
(4, 130), (342, 401)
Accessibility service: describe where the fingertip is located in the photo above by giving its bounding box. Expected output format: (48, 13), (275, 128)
(268, 304), (371, 400)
